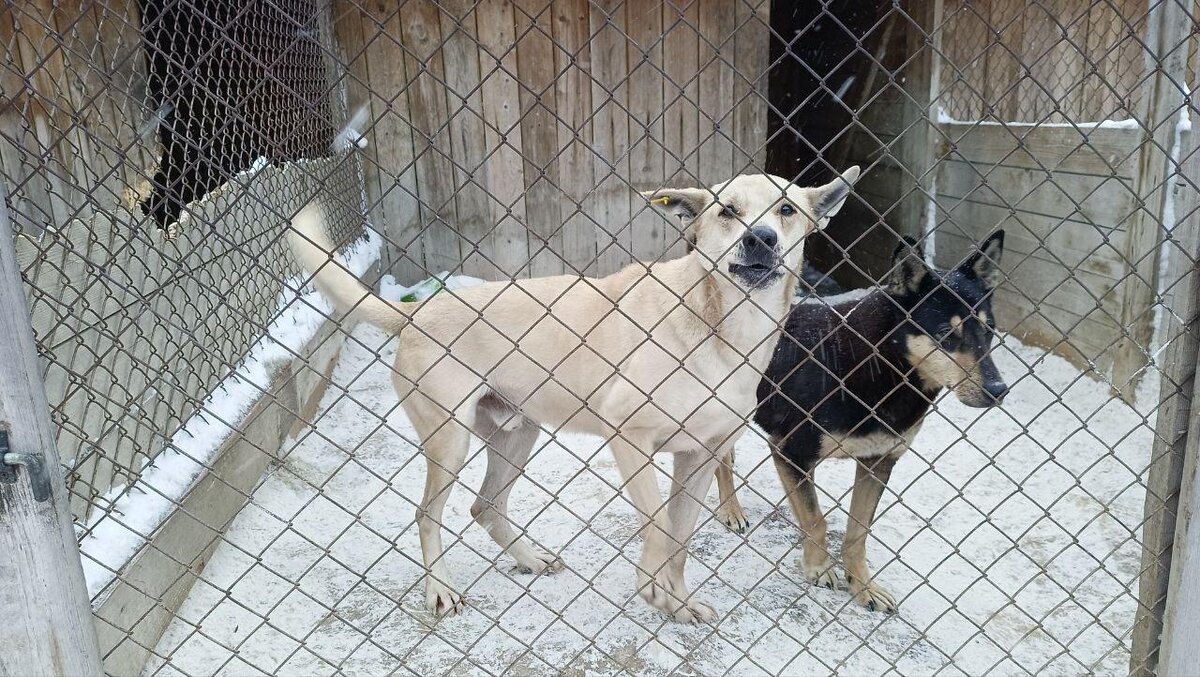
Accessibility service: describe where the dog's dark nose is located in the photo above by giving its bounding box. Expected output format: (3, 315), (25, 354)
(984, 381), (1008, 404)
(742, 226), (778, 250)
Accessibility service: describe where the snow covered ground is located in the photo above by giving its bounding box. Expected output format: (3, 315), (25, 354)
(145, 290), (1157, 676)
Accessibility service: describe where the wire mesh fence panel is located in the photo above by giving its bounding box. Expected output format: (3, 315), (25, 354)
(2, 0), (1199, 675)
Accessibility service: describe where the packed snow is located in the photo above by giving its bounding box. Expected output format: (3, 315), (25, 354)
(143, 272), (1157, 676)
(78, 229), (382, 601)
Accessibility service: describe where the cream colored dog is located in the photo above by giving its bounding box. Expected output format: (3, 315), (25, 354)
(288, 169), (859, 623)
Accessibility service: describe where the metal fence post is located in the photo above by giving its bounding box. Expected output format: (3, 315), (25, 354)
(0, 184), (103, 675)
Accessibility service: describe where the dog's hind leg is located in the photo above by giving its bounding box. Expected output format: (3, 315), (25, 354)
(471, 417), (564, 575)
(411, 401), (474, 618)
(772, 451), (842, 591)
(844, 454), (898, 613)
(714, 450), (750, 533)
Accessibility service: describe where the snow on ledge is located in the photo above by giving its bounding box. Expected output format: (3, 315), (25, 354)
(78, 225), (381, 601)
(935, 107), (1142, 129)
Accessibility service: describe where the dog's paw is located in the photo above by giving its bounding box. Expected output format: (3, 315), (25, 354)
(673, 598), (717, 624)
(849, 578), (897, 613)
(639, 571), (715, 624)
(803, 561), (844, 591)
(513, 547), (565, 575)
(425, 579), (466, 618)
(716, 502), (750, 534)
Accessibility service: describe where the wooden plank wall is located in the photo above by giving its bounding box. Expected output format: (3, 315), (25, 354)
(931, 122), (1146, 377)
(928, 0), (1188, 391)
(333, 0), (772, 281)
(1, 2), (366, 524)
(938, 0), (1149, 123)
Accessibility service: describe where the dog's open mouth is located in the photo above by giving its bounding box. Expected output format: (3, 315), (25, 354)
(728, 260), (783, 289)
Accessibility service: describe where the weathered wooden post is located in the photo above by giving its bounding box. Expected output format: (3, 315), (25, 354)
(1130, 12), (1200, 672)
(1154, 94), (1200, 676)
(0, 183), (103, 675)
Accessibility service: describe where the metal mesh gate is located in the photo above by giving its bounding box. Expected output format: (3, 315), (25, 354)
(1, 0), (1198, 675)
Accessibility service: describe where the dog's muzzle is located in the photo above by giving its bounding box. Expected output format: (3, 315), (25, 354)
(729, 226), (784, 290)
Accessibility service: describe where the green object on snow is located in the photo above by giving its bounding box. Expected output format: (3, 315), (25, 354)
(399, 277), (444, 303)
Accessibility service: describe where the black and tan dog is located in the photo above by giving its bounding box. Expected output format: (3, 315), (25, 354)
(715, 232), (1008, 612)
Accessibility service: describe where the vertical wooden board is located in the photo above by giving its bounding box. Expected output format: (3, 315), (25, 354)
(714, 0), (737, 179)
(625, 2), (665, 262)
(939, 1), (989, 122)
(894, 0), (941, 239)
(663, 0), (700, 187)
(100, 0), (156, 196)
(733, 0), (769, 175)
(1013, 2), (1058, 122)
(55, 0), (148, 212)
(1082, 0), (1131, 120)
(440, 0), (499, 279)
(400, 0), (461, 277)
(476, 0), (531, 278)
(553, 0), (597, 275)
(589, 0), (632, 275)
(986, 0), (1026, 121)
(7, 3), (76, 230)
(0, 181), (104, 677)
(515, 0), (566, 276)
(1050, 1), (1090, 122)
(48, 3), (109, 208)
(332, 0), (377, 215)
(0, 8), (45, 232)
(332, 0), (369, 119)
(696, 0), (725, 186)
(358, 1), (423, 283)
(32, 0), (101, 215)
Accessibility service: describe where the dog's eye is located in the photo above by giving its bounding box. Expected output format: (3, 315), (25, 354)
(719, 204), (738, 219)
(779, 203), (795, 216)
(936, 326), (960, 345)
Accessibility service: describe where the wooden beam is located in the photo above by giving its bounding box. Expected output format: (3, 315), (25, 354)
(1113, 0), (1194, 397)
(1131, 63), (1200, 675)
(0, 181), (103, 675)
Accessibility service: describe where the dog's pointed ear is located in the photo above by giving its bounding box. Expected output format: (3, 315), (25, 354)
(807, 166), (860, 229)
(888, 235), (930, 295)
(642, 188), (712, 251)
(962, 230), (1005, 289)
(641, 188), (712, 223)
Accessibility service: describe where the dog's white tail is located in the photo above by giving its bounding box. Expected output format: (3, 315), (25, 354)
(288, 204), (410, 334)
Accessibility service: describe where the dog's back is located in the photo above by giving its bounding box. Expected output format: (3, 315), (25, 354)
(754, 288), (934, 463)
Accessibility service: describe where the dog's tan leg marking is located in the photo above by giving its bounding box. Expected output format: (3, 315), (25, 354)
(772, 453), (842, 590)
(411, 403), (473, 618)
(715, 451), (750, 533)
(610, 436), (710, 622)
(844, 455), (897, 613)
(661, 450), (720, 623)
(471, 418), (563, 575)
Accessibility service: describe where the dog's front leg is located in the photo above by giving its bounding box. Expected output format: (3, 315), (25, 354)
(608, 436), (696, 622)
(844, 454), (898, 613)
(661, 449), (720, 623)
(772, 452), (841, 590)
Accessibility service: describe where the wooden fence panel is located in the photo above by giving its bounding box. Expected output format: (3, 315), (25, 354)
(340, 0), (772, 281)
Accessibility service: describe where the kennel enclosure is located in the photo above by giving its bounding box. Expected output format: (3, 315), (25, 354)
(3, 0), (1200, 675)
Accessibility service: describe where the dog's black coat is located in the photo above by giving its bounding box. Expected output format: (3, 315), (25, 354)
(799, 262), (843, 297)
(755, 234), (1006, 473)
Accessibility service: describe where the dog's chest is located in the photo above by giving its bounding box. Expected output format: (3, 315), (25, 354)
(613, 329), (776, 452)
(818, 423), (921, 461)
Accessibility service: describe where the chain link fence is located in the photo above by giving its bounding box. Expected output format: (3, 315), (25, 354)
(2, 0), (1198, 675)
